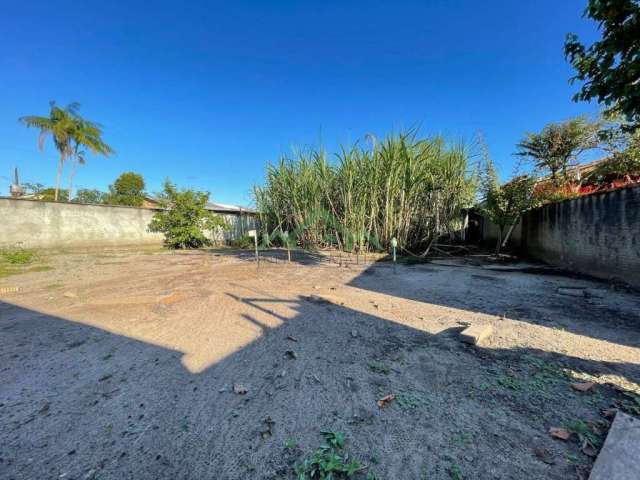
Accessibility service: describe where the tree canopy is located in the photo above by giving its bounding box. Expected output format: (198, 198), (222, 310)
(565, 0), (640, 131)
(515, 117), (599, 185)
(107, 172), (146, 206)
(148, 181), (228, 249)
(19, 101), (113, 201)
(72, 189), (109, 205)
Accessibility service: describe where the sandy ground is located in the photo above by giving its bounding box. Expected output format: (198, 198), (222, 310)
(1, 247), (639, 480)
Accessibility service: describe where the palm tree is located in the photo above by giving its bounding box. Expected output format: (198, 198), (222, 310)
(19, 101), (113, 201)
(67, 147), (86, 201)
(67, 117), (113, 200)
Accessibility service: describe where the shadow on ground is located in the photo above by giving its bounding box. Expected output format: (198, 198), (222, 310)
(348, 257), (640, 350)
(2, 269), (639, 480)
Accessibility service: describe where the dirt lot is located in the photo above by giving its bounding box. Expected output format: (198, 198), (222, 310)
(1, 247), (639, 480)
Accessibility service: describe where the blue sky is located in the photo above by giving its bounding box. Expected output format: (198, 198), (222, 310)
(1, 0), (600, 206)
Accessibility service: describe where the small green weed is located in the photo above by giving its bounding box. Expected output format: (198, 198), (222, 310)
(567, 419), (605, 454)
(450, 432), (473, 446)
(2, 247), (36, 265)
(497, 375), (522, 391)
(496, 358), (567, 397)
(395, 391), (429, 410)
(620, 392), (640, 416)
(294, 431), (373, 480)
(448, 463), (464, 480)
(284, 438), (298, 449)
(368, 361), (391, 375)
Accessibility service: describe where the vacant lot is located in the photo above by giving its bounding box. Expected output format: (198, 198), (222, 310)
(1, 248), (639, 479)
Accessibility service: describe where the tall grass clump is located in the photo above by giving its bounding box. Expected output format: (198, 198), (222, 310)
(254, 130), (477, 254)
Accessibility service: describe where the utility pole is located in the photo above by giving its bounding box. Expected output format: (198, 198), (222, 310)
(10, 167), (24, 197)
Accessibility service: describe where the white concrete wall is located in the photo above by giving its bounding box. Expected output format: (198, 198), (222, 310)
(0, 198), (164, 248)
(0, 198), (258, 249)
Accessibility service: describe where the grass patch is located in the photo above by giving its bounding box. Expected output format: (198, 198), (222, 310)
(2, 247), (36, 264)
(495, 357), (568, 398)
(0, 247), (51, 279)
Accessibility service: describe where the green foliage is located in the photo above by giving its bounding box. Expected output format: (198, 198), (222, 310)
(565, 0), (640, 131)
(22, 182), (45, 195)
(34, 188), (70, 202)
(72, 188), (108, 204)
(284, 439), (298, 450)
(0, 247), (43, 278)
(588, 127), (640, 182)
(1, 247), (36, 265)
(294, 431), (372, 480)
(255, 130), (477, 254)
(479, 158), (539, 254)
(567, 419), (604, 450)
(516, 117), (599, 185)
(148, 180), (228, 249)
(448, 463), (464, 480)
(107, 172), (146, 206)
(620, 391), (640, 415)
(19, 101), (113, 201)
(368, 361), (391, 375)
(231, 234), (255, 249)
(395, 391), (430, 411)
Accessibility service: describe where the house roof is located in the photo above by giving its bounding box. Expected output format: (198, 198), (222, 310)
(205, 202), (257, 214)
(143, 195), (256, 214)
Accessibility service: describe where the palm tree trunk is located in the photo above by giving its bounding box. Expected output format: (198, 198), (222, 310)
(68, 159), (77, 201)
(54, 153), (65, 201)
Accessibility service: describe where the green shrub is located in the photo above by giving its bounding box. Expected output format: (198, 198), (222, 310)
(232, 235), (254, 249)
(1, 247), (36, 265)
(148, 180), (228, 249)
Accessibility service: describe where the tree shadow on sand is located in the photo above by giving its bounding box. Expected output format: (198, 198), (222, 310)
(1, 284), (639, 480)
(347, 258), (640, 350)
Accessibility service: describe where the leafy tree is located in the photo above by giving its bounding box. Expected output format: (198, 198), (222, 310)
(587, 126), (640, 182)
(107, 172), (146, 206)
(22, 182), (46, 195)
(565, 0), (640, 131)
(479, 159), (539, 256)
(34, 188), (69, 202)
(72, 189), (108, 204)
(19, 101), (113, 201)
(148, 180), (228, 249)
(515, 117), (599, 186)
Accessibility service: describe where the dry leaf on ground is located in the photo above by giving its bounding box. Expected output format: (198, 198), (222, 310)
(377, 394), (395, 408)
(548, 427), (571, 441)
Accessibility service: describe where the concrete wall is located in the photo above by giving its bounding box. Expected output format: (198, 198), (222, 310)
(0, 198), (164, 248)
(0, 198), (258, 249)
(520, 185), (640, 287)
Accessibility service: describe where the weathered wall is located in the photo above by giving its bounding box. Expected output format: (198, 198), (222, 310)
(0, 198), (164, 248)
(215, 213), (258, 242)
(520, 186), (640, 286)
